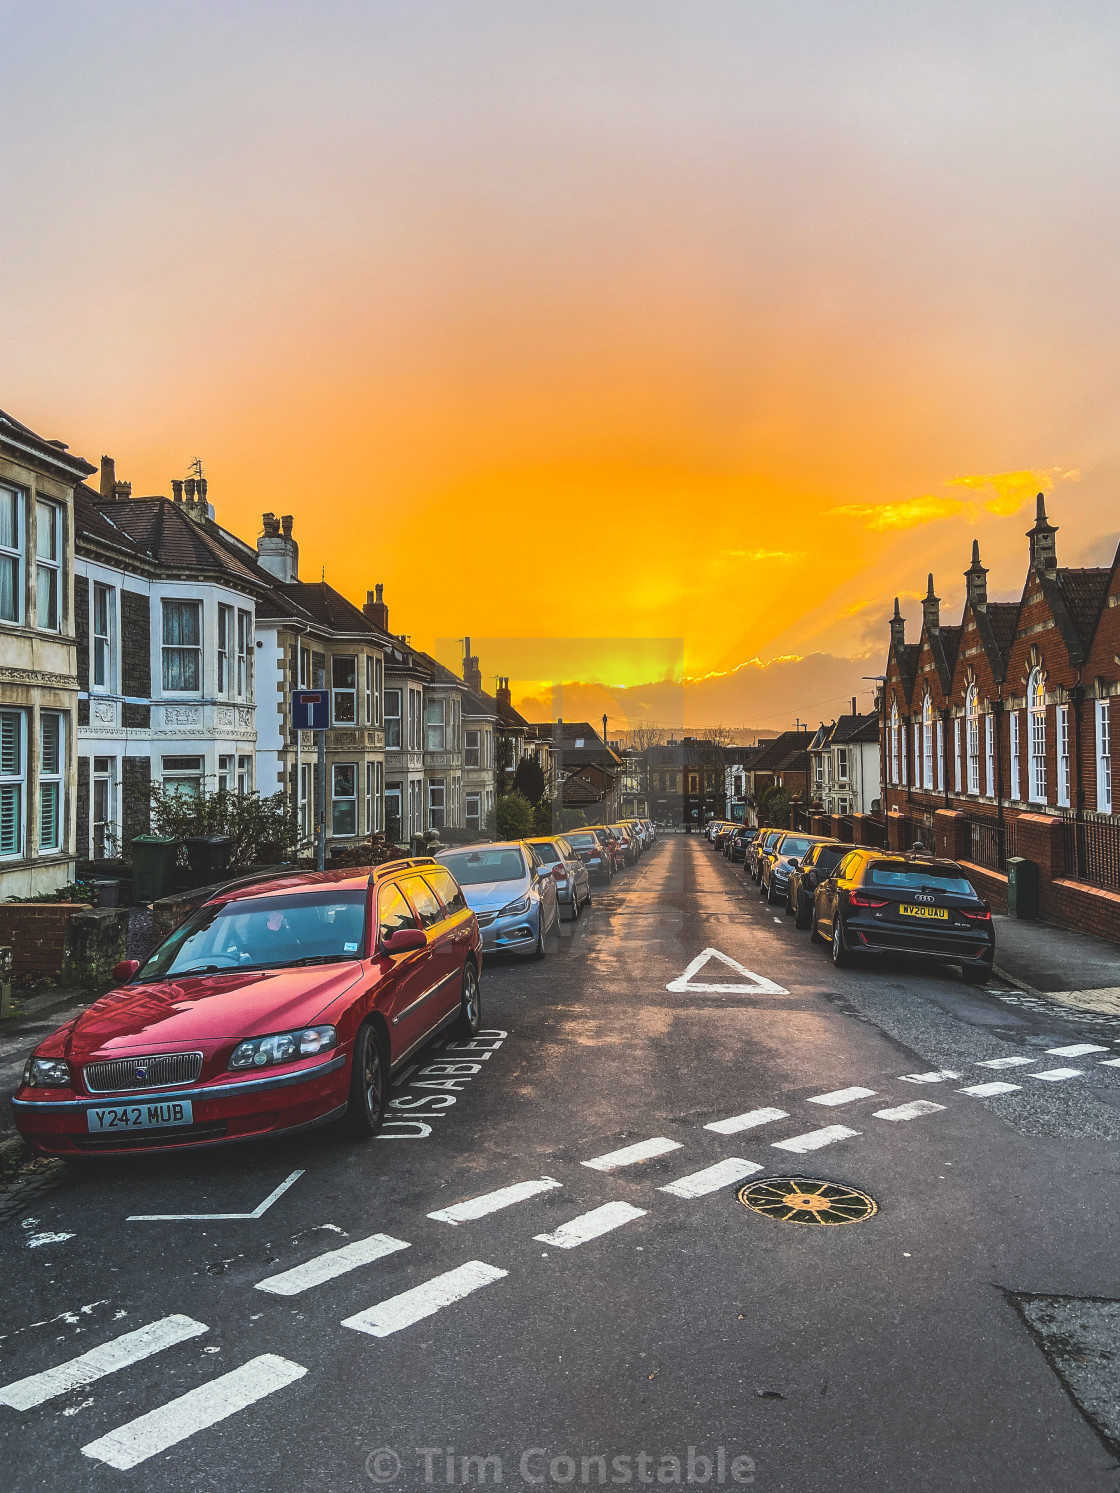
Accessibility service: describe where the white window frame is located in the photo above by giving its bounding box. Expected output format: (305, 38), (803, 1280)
(374, 760), (383, 831)
(37, 711), (63, 854)
(921, 695), (933, 791)
(217, 604), (233, 698)
(889, 701), (899, 785)
(1009, 710), (1021, 801)
(409, 689), (423, 751)
(985, 713), (995, 798)
(237, 754), (251, 795)
(161, 600), (203, 694)
(299, 761), (312, 838)
(966, 687), (980, 795)
(1096, 699), (1113, 814)
(465, 728), (481, 768)
(384, 783), (402, 840)
(953, 716), (962, 793)
(837, 746), (849, 782)
(332, 655), (357, 725)
(299, 645), (311, 690)
(1028, 669), (1047, 804)
(162, 754), (204, 797)
(92, 755), (116, 859)
(237, 609), (253, 699)
(425, 697), (446, 753)
(384, 688), (402, 750)
(428, 776), (446, 828)
(465, 790), (481, 830)
(365, 761), (374, 833)
(0, 709), (25, 857)
(374, 657), (383, 727)
(35, 499), (62, 632)
(218, 753), (233, 793)
(935, 719), (944, 792)
(912, 722), (921, 788)
(92, 582), (114, 692)
(332, 761), (358, 837)
(0, 484), (23, 626)
(365, 656), (373, 726)
(1057, 705), (1071, 808)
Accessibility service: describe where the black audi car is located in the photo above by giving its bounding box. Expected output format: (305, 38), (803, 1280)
(810, 848), (995, 982)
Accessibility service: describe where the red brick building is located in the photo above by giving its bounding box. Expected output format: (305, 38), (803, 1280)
(882, 496), (1120, 937)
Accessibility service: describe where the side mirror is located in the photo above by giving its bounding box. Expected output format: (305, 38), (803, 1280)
(113, 959), (141, 983)
(787, 858), (800, 870)
(381, 928), (427, 955)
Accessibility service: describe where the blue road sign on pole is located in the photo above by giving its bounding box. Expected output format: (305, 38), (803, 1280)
(291, 690), (330, 730)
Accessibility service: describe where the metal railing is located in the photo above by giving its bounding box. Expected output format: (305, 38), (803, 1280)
(1061, 812), (1120, 891)
(966, 816), (1017, 872)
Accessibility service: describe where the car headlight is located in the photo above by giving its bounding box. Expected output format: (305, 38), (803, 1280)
(499, 894), (532, 917)
(228, 1026), (337, 1071)
(24, 1056), (71, 1088)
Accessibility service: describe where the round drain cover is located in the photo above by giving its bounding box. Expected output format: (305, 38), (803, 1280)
(738, 1176), (877, 1226)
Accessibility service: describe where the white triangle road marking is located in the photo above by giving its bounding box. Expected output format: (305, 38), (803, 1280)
(666, 948), (788, 996)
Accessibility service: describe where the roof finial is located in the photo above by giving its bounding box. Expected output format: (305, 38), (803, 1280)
(1036, 491), (1047, 521)
(971, 538), (980, 563)
(926, 572), (935, 596)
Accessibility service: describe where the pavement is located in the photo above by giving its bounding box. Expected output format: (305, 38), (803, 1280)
(1, 838), (1120, 1491)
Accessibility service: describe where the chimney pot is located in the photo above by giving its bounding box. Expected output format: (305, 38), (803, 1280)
(363, 583), (389, 631)
(99, 456), (116, 500)
(256, 510), (299, 581)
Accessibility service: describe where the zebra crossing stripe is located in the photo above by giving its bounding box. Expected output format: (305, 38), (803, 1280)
(255, 1234), (410, 1296)
(898, 1070), (960, 1084)
(807, 1087), (876, 1106)
(81, 1355), (306, 1470)
(659, 1159), (763, 1198)
(342, 1261), (508, 1337)
(872, 1100), (946, 1122)
(977, 1056), (1035, 1069)
(428, 1178), (562, 1225)
(534, 1201), (647, 1249)
(582, 1138), (682, 1171)
(0, 1315), (208, 1412)
(1028, 1067), (1083, 1082)
(958, 1081), (1021, 1097)
(1046, 1044), (1108, 1057)
(704, 1107), (788, 1135)
(771, 1125), (860, 1154)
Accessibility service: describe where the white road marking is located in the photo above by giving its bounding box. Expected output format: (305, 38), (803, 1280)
(898, 1070), (961, 1084)
(1099, 1058), (1120, 1067)
(807, 1087), (877, 1106)
(705, 1107), (789, 1135)
(659, 1159), (763, 1198)
(0, 1316), (208, 1411)
(772, 917), (782, 924)
(255, 1234), (410, 1296)
(428, 1177), (561, 1224)
(772, 1125), (860, 1154)
(81, 1354), (306, 1469)
(958, 1081), (1021, 1096)
(127, 1170), (304, 1222)
(872, 1100), (946, 1122)
(25, 1231), (75, 1249)
(582, 1138), (682, 1171)
(341, 1261), (508, 1337)
(1046, 1044), (1109, 1057)
(666, 947), (789, 996)
(976, 1056), (1036, 1069)
(534, 1201), (647, 1249)
(1028, 1067), (1083, 1082)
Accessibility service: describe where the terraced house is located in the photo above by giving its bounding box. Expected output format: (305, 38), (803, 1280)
(882, 496), (1120, 936)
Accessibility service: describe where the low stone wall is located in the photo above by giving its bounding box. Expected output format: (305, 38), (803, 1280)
(0, 902), (128, 987)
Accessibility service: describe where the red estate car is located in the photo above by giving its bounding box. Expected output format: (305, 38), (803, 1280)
(12, 858), (482, 1157)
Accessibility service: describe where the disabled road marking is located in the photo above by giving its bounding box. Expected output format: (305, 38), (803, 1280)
(342, 1262), (508, 1337)
(255, 1234), (410, 1296)
(771, 1125), (860, 1154)
(127, 1171), (304, 1222)
(0, 1316), (208, 1411)
(534, 1202), (647, 1249)
(705, 1107), (789, 1135)
(428, 1178), (562, 1225)
(582, 1139), (682, 1171)
(659, 1159), (763, 1198)
(666, 948), (789, 996)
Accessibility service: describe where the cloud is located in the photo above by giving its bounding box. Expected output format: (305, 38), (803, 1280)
(947, 467), (1081, 516)
(830, 496), (965, 531)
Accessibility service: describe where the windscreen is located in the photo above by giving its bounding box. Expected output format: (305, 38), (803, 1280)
(779, 837), (812, 858)
(867, 864), (975, 896)
(439, 848), (526, 885)
(140, 889), (367, 979)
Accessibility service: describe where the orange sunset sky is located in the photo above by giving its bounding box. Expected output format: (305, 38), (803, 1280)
(4, 3), (1120, 732)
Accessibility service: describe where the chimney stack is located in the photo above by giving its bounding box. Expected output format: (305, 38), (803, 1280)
(113, 480), (132, 500)
(851, 697), (857, 716)
(964, 539), (988, 609)
(363, 583), (389, 632)
(99, 456), (116, 500)
(462, 636), (483, 694)
(922, 573), (940, 633)
(889, 597), (906, 651)
(171, 479), (184, 503)
(256, 511), (299, 583)
(1027, 493), (1058, 574)
(496, 676), (512, 708)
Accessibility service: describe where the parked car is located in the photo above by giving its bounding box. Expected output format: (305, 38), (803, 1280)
(621, 818), (648, 853)
(563, 828), (614, 883)
(609, 825), (639, 865)
(759, 832), (822, 904)
(437, 842), (560, 959)
(727, 825), (758, 863)
(810, 848), (995, 981)
(12, 859), (482, 1156)
(526, 835), (591, 918)
(587, 825), (626, 874)
(748, 827), (787, 882)
(786, 840), (847, 927)
(712, 823), (739, 853)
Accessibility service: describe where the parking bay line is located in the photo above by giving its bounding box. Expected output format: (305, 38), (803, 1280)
(255, 1234), (411, 1296)
(705, 1107), (789, 1135)
(0, 1315), (208, 1411)
(958, 1082), (1022, 1097)
(806, 1087), (877, 1107)
(127, 1170), (304, 1222)
(534, 1201), (647, 1249)
(659, 1159), (763, 1198)
(81, 1354), (306, 1470)
(428, 1177), (562, 1225)
(582, 1138), (682, 1171)
(342, 1261), (508, 1337)
(771, 1125), (860, 1155)
(872, 1100), (946, 1122)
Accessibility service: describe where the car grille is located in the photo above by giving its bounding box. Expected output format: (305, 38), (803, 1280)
(474, 910), (498, 928)
(73, 1121), (229, 1150)
(84, 1052), (204, 1093)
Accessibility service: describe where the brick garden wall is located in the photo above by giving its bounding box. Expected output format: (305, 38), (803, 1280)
(0, 904), (84, 980)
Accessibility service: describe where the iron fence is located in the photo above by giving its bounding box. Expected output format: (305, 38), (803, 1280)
(966, 817), (1017, 872)
(1061, 812), (1120, 891)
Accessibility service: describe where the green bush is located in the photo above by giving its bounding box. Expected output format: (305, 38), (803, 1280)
(148, 786), (300, 870)
(495, 790), (534, 840)
(756, 786), (791, 830)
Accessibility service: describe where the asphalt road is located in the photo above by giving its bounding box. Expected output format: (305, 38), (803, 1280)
(3, 835), (1120, 1492)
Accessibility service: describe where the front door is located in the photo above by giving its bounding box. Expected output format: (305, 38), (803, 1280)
(375, 881), (433, 1059)
(384, 785), (403, 842)
(399, 874), (460, 1038)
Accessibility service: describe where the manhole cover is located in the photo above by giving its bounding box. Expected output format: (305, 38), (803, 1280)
(738, 1176), (877, 1226)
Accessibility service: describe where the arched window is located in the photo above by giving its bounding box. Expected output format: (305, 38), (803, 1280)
(922, 693), (934, 791)
(966, 685), (980, 794)
(889, 700), (899, 785)
(1028, 668), (1047, 803)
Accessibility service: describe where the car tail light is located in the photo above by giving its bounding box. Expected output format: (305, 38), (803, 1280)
(960, 907), (992, 922)
(551, 865), (567, 881)
(848, 892), (889, 909)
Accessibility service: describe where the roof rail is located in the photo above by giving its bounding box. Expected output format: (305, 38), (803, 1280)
(366, 855), (438, 886)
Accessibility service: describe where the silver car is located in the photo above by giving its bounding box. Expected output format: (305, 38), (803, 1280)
(526, 836), (591, 918)
(436, 842), (560, 959)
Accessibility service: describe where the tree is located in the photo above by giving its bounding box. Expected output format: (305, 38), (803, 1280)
(148, 786), (300, 869)
(624, 723), (665, 754)
(495, 790), (534, 839)
(757, 785), (791, 830)
(512, 753), (545, 806)
(494, 732), (515, 794)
